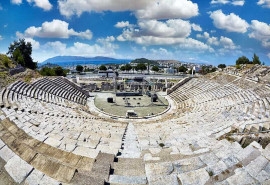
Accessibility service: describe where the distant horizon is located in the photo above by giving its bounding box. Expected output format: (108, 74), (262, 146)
(1, 1), (270, 65)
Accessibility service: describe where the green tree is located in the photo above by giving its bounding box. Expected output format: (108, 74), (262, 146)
(99, 65), (107, 71)
(218, 64), (226, 70)
(236, 56), (250, 65)
(7, 39), (37, 69)
(39, 67), (55, 76)
(178, 66), (188, 73)
(151, 66), (159, 73)
(125, 64), (132, 71)
(135, 63), (147, 73)
(76, 65), (84, 72)
(120, 65), (126, 71)
(54, 66), (66, 76)
(120, 64), (132, 71)
(252, 53), (261, 65)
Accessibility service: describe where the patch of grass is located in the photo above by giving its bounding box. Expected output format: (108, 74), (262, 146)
(207, 170), (214, 176)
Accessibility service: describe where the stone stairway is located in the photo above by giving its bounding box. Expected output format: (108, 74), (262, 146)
(71, 152), (115, 185)
(119, 123), (141, 158)
(109, 158), (147, 185)
(108, 123), (147, 185)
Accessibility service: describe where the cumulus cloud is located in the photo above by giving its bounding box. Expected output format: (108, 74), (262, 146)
(117, 19), (194, 44)
(25, 38), (40, 50)
(11, 0), (22, 5)
(197, 32), (238, 50)
(138, 19), (192, 38)
(58, 0), (149, 17)
(0, 35), (3, 40)
(178, 38), (214, 52)
(220, 36), (238, 49)
(191, 24), (202, 32)
(115, 21), (131, 28)
(249, 20), (270, 48)
(257, 0), (270, 8)
(209, 10), (249, 33)
(21, 19), (92, 39)
(26, 0), (53, 11)
(211, 0), (245, 6)
(15, 32), (40, 50)
(135, 0), (199, 20)
(58, 0), (198, 19)
(44, 41), (117, 57)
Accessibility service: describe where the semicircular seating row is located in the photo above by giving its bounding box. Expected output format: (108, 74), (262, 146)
(0, 75), (269, 185)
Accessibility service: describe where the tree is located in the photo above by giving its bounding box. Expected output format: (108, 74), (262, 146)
(7, 39), (37, 69)
(39, 66), (68, 76)
(39, 67), (55, 76)
(54, 66), (66, 76)
(76, 65), (84, 72)
(236, 56), (250, 65)
(99, 65), (107, 71)
(218, 64), (226, 70)
(125, 64), (132, 71)
(178, 66), (188, 73)
(135, 63), (147, 73)
(120, 64), (132, 72)
(151, 66), (159, 73)
(252, 53), (261, 65)
(120, 65), (126, 71)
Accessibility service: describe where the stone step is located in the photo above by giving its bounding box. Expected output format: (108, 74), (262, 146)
(109, 175), (147, 185)
(0, 118), (95, 183)
(113, 158), (145, 176)
(71, 152), (114, 185)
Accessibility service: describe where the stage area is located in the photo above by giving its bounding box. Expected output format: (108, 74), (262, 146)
(94, 92), (169, 117)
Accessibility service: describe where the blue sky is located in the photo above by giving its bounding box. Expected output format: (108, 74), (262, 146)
(0, 0), (270, 65)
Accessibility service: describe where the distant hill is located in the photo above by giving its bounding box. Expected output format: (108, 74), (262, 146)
(40, 56), (130, 67)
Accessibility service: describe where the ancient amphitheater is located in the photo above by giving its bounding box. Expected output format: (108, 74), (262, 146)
(0, 65), (270, 185)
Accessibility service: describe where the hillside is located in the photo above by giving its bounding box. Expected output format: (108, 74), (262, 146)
(0, 54), (41, 89)
(41, 56), (117, 65)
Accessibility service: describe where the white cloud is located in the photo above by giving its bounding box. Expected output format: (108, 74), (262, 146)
(220, 36), (238, 49)
(150, 48), (174, 58)
(135, 0), (199, 20)
(211, 0), (245, 6)
(26, 0), (53, 11)
(58, 0), (149, 17)
(115, 21), (130, 28)
(24, 38), (40, 50)
(44, 41), (117, 57)
(58, 0), (198, 20)
(209, 10), (249, 33)
(22, 19), (92, 39)
(257, 0), (270, 8)
(249, 20), (270, 48)
(138, 19), (192, 38)
(232, 0), (245, 6)
(11, 0), (22, 5)
(178, 38), (214, 52)
(96, 36), (118, 51)
(197, 32), (238, 50)
(197, 32), (219, 46)
(267, 53), (270, 59)
(191, 24), (202, 32)
(117, 19), (193, 44)
(0, 35), (3, 40)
